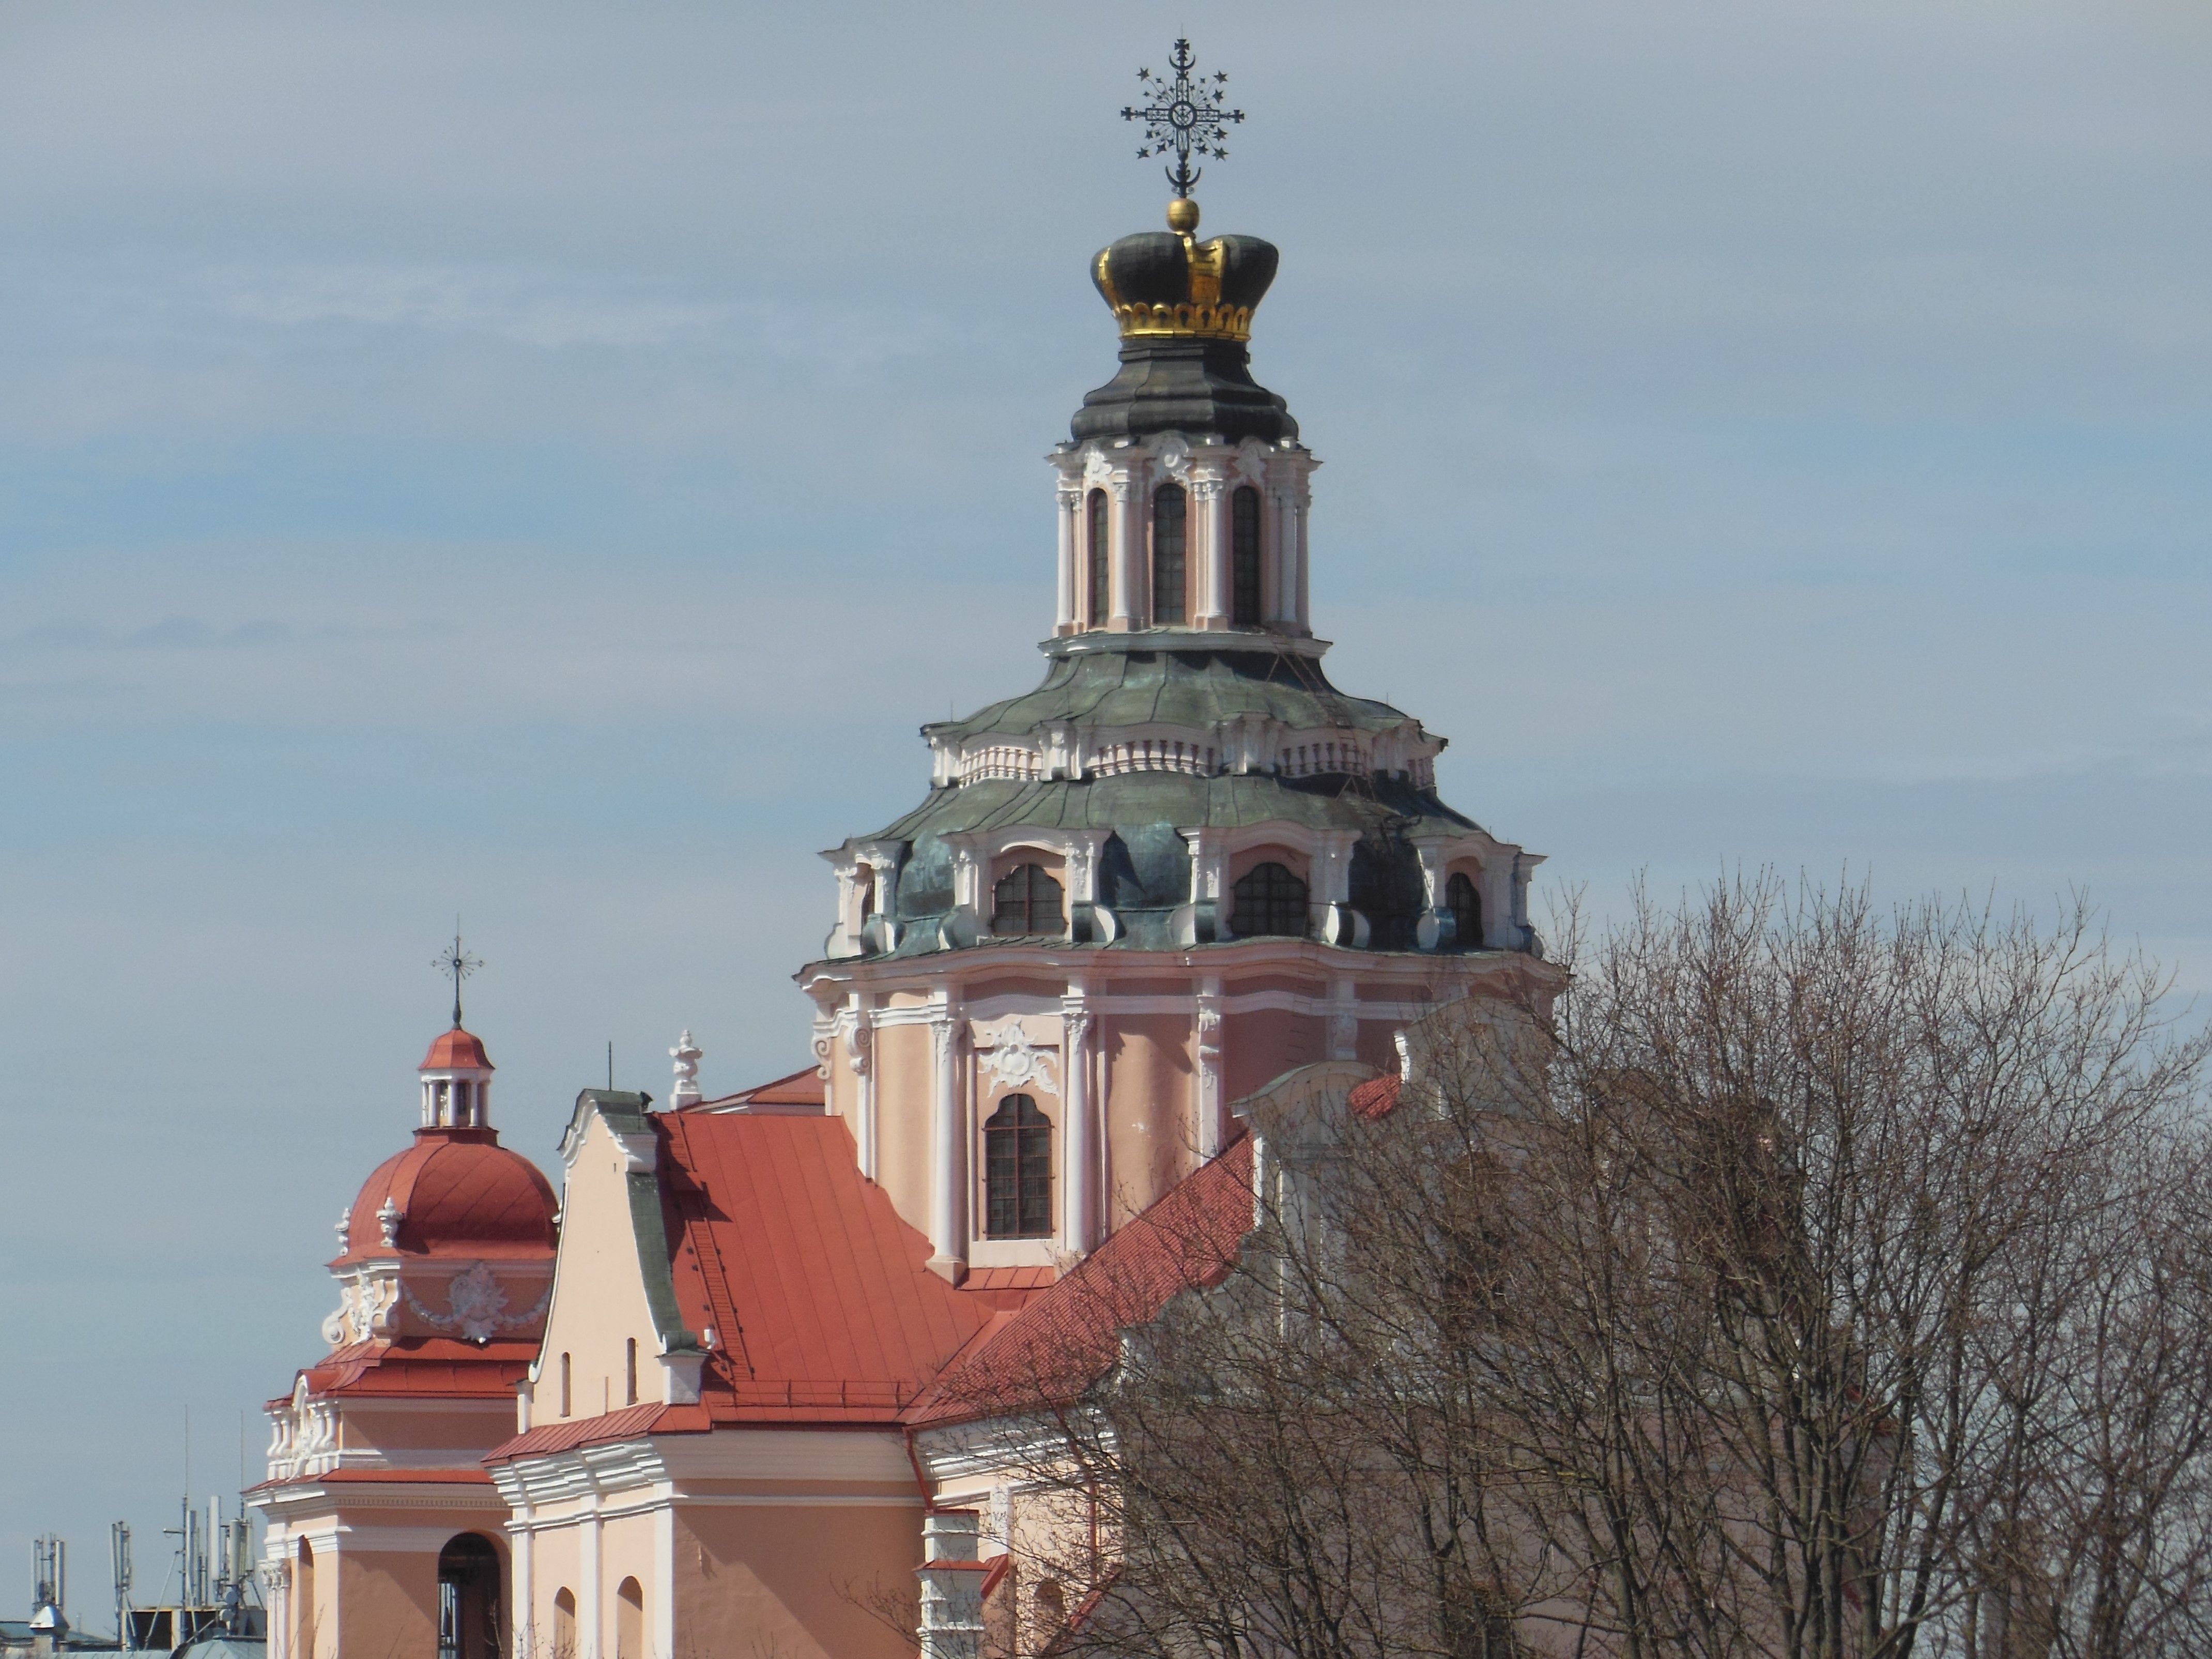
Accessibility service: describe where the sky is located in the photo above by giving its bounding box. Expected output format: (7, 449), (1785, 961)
(3, 0), (2209, 1604)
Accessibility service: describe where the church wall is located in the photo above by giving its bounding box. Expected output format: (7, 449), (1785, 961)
(673, 1501), (922, 1659)
(523, 1526), (583, 1656)
(534, 1113), (673, 1425)
(594, 1510), (660, 1659)
(336, 1549), (436, 1659)
(871, 1019), (936, 1234)
(1224, 1007), (1322, 1105)
(341, 1398), (517, 1457)
(1104, 1012), (1193, 1224)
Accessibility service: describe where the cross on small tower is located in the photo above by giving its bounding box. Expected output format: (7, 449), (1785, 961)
(435, 928), (482, 1030)
(1123, 39), (1245, 200)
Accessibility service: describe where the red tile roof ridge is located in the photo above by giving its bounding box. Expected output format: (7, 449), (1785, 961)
(904, 1140), (1256, 1428)
(1349, 1071), (1404, 1120)
(688, 1066), (827, 1113)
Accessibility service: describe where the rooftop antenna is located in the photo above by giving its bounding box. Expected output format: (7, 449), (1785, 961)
(607, 1041), (615, 1090)
(435, 921), (483, 1030)
(1123, 38), (1245, 201)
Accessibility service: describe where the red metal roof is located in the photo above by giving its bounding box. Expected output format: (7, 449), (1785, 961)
(335, 1130), (558, 1264)
(485, 1402), (690, 1463)
(420, 1026), (494, 1071)
(303, 1336), (540, 1399)
(658, 1112), (999, 1422)
(905, 1136), (1255, 1428)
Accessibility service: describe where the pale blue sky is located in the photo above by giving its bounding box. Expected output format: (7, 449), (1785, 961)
(4, 0), (2209, 1592)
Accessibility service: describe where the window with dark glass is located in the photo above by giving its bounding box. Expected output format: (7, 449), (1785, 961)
(1233, 861), (1309, 938)
(985, 1094), (1053, 1237)
(1152, 483), (1187, 626)
(991, 862), (1065, 936)
(1447, 871), (1483, 950)
(436, 1534), (501, 1659)
(1232, 485), (1262, 626)
(1087, 489), (1111, 628)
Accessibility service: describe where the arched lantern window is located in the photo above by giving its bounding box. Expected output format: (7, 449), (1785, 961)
(991, 863), (1065, 937)
(1152, 483), (1187, 626)
(1231, 485), (1262, 626)
(984, 1094), (1053, 1238)
(1087, 489), (1111, 628)
(1233, 861), (1309, 938)
(1447, 871), (1484, 951)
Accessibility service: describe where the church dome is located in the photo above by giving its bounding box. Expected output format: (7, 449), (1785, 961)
(335, 1130), (558, 1265)
(1072, 200), (1296, 446)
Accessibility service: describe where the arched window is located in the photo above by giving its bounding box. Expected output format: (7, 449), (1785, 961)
(1151, 483), (1187, 626)
(615, 1578), (644, 1659)
(1447, 871), (1483, 951)
(558, 1351), (571, 1418)
(437, 1534), (501, 1659)
(1233, 861), (1309, 938)
(1086, 489), (1110, 628)
(295, 1540), (316, 1659)
(991, 863), (1065, 937)
(985, 1095), (1054, 1237)
(551, 1589), (577, 1659)
(624, 1337), (638, 1405)
(1231, 485), (1262, 626)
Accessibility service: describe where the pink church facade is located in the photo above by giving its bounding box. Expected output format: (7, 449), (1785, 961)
(251, 183), (1555, 1659)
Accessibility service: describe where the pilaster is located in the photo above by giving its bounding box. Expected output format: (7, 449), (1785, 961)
(928, 1001), (969, 1281)
(1061, 987), (1095, 1252)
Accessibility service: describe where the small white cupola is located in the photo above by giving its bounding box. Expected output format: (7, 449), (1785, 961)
(420, 930), (494, 1129)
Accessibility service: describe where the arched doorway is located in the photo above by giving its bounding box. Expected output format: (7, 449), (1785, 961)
(436, 1534), (501, 1659)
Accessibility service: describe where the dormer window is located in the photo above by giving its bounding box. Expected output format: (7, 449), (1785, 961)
(1448, 871), (1484, 950)
(1152, 483), (1187, 626)
(1232, 485), (1262, 626)
(1233, 861), (1308, 938)
(1087, 489), (1110, 629)
(991, 862), (1065, 937)
(984, 1095), (1053, 1238)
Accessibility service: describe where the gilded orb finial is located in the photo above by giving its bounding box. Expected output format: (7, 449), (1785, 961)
(1165, 197), (1200, 235)
(1122, 39), (1245, 202)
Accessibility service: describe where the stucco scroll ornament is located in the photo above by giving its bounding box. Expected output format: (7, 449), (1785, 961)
(1155, 433), (1192, 482)
(977, 1016), (1062, 1100)
(404, 1261), (553, 1344)
(1081, 444), (1115, 488)
(840, 1007), (871, 1077)
(329, 1274), (400, 1345)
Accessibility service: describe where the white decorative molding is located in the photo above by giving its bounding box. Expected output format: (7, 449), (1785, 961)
(376, 1196), (403, 1248)
(402, 1261), (552, 1344)
(975, 1016), (1062, 1100)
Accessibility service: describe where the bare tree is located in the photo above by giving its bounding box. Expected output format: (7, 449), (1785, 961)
(967, 878), (2212, 1659)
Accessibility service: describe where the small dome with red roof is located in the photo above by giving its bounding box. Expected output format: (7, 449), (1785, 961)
(337, 1131), (558, 1264)
(421, 1026), (493, 1071)
(331, 1022), (558, 1266)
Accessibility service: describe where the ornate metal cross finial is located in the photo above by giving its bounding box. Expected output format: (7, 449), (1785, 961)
(1122, 39), (1244, 199)
(435, 926), (482, 1029)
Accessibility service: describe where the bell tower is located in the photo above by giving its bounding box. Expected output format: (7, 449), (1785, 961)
(804, 41), (1547, 1284)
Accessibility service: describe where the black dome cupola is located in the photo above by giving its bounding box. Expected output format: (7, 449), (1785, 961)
(1073, 199), (1296, 445)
